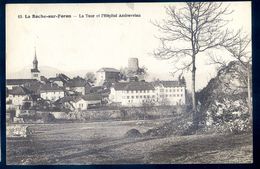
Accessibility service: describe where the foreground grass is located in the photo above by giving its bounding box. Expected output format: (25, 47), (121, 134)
(7, 119), (252, 164)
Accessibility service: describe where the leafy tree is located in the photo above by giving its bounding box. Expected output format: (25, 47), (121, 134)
(85, 72), (96, 84)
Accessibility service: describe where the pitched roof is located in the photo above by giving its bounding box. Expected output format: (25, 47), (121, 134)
(49, 74), (70, 83)
(55, 96), (76, 104)
(82, 93), (102, 101)
(49, 77), (62, 81)
(161, 81), (179, 87)
(112, 82), (155, 91)
(23, 81), (43, 94)
(9, 86), (31, 95)
(40, 83), (64, 92)
(7, 79), (37, 86)
(113, 82), (129, 90)
(56, 94), (101, 104)
(65, 77), (90, 88)
(152, 81), (185, 87)
(97, 67), (120, 73)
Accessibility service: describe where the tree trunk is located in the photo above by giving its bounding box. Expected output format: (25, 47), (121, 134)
(191, 57), (197, 126)
(247, 64), (252, 122)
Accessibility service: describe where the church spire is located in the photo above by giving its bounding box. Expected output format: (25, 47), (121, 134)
(34, 46), (37, 59)
(31, 46), (40, 80)
(33, 47), (38, 70)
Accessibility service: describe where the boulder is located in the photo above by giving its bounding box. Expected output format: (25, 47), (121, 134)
(124, 129), (142, 138)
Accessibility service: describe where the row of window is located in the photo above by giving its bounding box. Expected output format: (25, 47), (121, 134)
(123, 88), (184, 94)
(126, 90), (154, 94)
(78, 103), (85, 108)
(41, 92), (64, 95)
(159, 89), (183, 92)
(126, 95), (156, 99)
(127, 99), (155, 103)
(43, 96), (62, 100)
(124, 93), (183, 99)
(160, 94), (183, 97)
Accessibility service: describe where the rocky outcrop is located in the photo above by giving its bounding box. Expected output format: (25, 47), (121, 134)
(197, 61), (252, 133)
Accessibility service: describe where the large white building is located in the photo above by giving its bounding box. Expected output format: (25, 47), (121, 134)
(153, 81), (186, 105)
(109, 80), (186, 107)
(109, 81), (156, 106)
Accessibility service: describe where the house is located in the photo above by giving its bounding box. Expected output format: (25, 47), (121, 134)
(109, 81), (156, 106)
(23, 80), (43, 96)
(72, 97), (89, 110)
(96, 67), (120, 86)
(39, 83), (65, 102)
(49, 76), (64, 87)
(72, 94), (102, 110)
(6, 86), (32, 109)
(6, 79), (37, 90)
(49, 73), (70, 87)
(64, 76), (91, 95)
(56, 94), (102, 111)
(82, 93), (102, 108)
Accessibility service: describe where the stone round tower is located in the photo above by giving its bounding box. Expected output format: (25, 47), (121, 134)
(128, 58), (139, 72)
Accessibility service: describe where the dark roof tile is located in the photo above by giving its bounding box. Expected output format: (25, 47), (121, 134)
(113, 82), (155, 91)
(9, 86), (31, 95)
(40, 83), (63, 92)
(7, 79), (37, 86)
(152, 81), (185, 87)
(97, 67), (120, 73)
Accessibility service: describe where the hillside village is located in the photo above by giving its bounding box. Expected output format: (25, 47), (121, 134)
(6, 51), (187, 123)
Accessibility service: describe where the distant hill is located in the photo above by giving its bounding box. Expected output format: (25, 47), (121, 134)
(7, 66), (183, 85)
(7, 66), (171, 80)
(6, 66), (95, 79)
(7, 66), (63, 79)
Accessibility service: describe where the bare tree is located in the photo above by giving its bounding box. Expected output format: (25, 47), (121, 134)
(119, 66), (149, 81)
(153, 2), (236, 125)
(142, 99), (156, 120)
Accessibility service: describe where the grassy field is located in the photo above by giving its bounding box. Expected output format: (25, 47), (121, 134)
(7, 118), (253, 164)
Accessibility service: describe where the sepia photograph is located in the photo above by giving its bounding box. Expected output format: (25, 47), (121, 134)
(6, 2), (252, 164)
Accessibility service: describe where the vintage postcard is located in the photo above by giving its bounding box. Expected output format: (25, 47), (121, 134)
(6, 2), (252, 164)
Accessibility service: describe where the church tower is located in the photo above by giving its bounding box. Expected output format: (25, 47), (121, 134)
(31, 48), (40, 80)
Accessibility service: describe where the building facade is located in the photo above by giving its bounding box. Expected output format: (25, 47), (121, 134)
(109, 80), (186, 107)
(153, 81), (186, 105)
(96, 68), (120, 86)
(40, 83), (65, 102)
(109, 81), (156, 106)
(56, 94), (102, 111)
(6, 86), (31, 109)
(64, 76), (91, 95)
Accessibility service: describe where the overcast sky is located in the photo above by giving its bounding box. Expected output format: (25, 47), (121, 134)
(6, 2), (251, 90)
